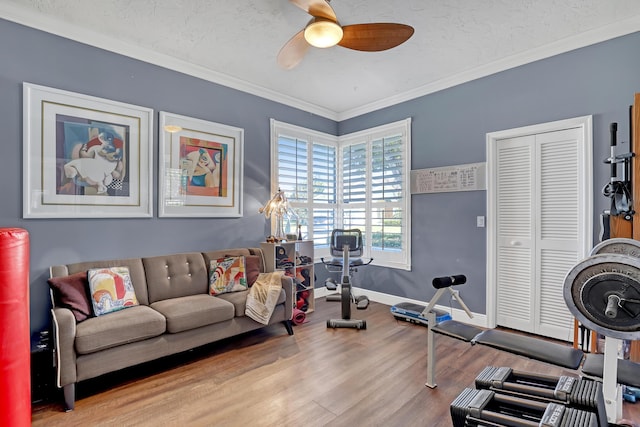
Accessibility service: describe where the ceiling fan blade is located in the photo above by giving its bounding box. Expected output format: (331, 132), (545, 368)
(277, 30), (310, 69)
(289, 0), (337, 21)
(338, 23), (414, 51)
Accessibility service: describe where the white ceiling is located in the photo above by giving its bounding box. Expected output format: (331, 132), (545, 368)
(3, 0), (640, 120)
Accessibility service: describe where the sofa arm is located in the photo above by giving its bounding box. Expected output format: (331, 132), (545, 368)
(51, 307), (77, 388)
(280, 275), (294, 321)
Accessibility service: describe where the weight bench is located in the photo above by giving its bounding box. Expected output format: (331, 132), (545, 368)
(430, 320), (585, 369)
(472, 329), (585, 370)
(422, 275), (476, 388)
(581, 353), (640, 388)
(432, 319), (483, 342)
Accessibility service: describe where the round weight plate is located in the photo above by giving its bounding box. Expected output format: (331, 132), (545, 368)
(589, 238), (640, 258)
(564, 253), (640, 340)
(581, 272), (640, 328)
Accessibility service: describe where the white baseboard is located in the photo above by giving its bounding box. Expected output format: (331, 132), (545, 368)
(314, 286), (488, 328)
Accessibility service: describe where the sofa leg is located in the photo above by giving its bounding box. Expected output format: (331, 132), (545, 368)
(63, 384), (75, 412)
(283, 320), (294, 335)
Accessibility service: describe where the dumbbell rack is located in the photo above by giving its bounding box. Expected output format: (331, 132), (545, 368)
(450, 366), (606, 427)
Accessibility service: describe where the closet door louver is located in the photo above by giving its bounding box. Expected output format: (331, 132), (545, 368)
(495, 128), (582, 340)
(495, 136), (535, 333)
(535, 128), (581, 340)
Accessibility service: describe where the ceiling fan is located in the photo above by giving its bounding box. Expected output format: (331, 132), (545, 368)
(278, 0), (414, 69)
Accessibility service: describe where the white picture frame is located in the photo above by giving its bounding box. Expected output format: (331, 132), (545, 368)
(23, 83), (153, 218)
(158, 112), (244, 217)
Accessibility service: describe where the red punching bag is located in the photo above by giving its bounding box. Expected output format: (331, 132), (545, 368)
(0, 228), (31, 426)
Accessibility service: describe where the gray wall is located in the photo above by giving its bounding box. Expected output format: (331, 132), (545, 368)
(339, 31), (640, 313)
(2, 17), (639, 341)
(0, 18), (336, 343)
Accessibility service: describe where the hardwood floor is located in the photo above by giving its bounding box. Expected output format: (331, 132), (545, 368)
(32, 299), (639, 426)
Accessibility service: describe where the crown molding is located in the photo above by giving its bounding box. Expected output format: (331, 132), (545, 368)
(0, 3), (339, 121)
(2, 3), (639, 123)
(338, 16), (640, 121)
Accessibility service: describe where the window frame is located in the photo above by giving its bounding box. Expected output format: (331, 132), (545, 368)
(270, 119), (338, 260)
(270, 118), (411, 270)
(338, 119), (412, 270)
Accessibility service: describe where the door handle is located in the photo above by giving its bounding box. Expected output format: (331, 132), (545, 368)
(510, 240), (522, 246)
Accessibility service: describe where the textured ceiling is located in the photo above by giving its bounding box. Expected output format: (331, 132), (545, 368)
(2, 0), (640, 119)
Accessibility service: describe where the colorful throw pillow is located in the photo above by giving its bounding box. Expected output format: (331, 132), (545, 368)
(47, 271), (93, 322)
(226, 254), (261, 287)
(88, 266), (139, 316)
(209, 256), (248, 295)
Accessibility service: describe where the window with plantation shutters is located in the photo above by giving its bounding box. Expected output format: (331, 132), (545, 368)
(340, 121), (410, 269)
(277, 135), (308, 203)
(342, 142), (368, 246)
(343, 143), (367, 204)
(371, 134), (404, 252)
(270, 120), (338, 252)
(310, 143), (337, 246)
(270, 118), (411, 269)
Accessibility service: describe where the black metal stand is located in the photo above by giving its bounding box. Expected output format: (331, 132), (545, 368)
(31, 329), (55, 404)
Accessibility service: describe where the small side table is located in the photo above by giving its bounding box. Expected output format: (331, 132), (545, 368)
(31, 329), (55, 404)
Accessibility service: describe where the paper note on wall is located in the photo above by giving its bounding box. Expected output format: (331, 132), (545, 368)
(410, 162), (486, 194)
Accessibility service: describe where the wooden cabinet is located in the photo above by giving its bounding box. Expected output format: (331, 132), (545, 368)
(261, 240), (314, 313)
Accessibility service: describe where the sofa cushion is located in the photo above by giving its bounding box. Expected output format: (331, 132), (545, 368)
(143, 253), (209, 303)
(217, 288), (286, 317)
(150, 294), (235, 333)
(216, 289), (249, 317)
(88, 266), (139, 316)
(48, 271), (93, 322)
(209, 256), (248, 295)
(75, 305), (166, 355)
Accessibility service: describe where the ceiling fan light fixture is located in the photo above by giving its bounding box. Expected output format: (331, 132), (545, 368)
(304, 19), (343, 48)
(278, 1), (413, 69)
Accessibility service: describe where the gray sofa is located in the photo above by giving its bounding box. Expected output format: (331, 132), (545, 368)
(48, 247), (294, 411)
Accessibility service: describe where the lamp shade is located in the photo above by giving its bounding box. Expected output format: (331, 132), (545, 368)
(259, 189), (296, 219)
(259, 189), (298, 239)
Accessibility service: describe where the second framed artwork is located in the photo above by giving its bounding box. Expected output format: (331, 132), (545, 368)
(159, 112), (244, 217)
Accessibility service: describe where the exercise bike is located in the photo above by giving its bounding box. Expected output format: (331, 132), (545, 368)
(321, 229), (372, 329)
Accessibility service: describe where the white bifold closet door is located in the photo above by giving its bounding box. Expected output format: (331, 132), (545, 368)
(495, 127), (584, 341)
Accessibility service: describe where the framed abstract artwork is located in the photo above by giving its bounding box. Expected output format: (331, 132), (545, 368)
(22, 83), (153, 218)
(158, 112), (244, 217)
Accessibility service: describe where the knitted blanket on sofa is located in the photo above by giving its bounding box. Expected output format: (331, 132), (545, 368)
(245, 271), (283, 325)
